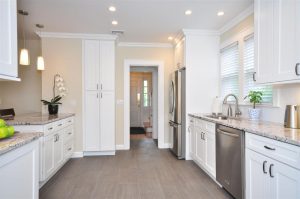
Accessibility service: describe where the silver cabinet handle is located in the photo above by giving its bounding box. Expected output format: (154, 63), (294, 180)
(200, 132), (203, 139)
(203, 132), (205, 140)
(295, 63), (300, 76)
(57, 134), (59, 141)
(253, 72), (256, 82)
(48, 127), (53, 130)
(54, 134), (57, 142)
(68, 147), (72, 151)
(264, 145), (275, 151)
(101, 84), (103, 90)
(68, 132), (72, 135)
(97, 84), (99, 90)
(269, 164), (274, 178)
(58, 123), (62, 127)
(263, 161), (268, 174)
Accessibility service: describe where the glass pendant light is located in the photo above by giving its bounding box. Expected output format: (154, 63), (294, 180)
(18, 10), (30, 65)
(36, 24), (45, 70)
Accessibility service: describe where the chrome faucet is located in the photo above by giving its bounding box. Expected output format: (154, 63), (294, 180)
(223, 94), (242, 117)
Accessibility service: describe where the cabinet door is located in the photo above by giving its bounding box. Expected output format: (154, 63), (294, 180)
(100, 91), (115, 151)
(43, 134), (55, 179)
(246, 149), (271, 199)
(100, 41), (115, 91)
(195, 126), (205, 165)
(84, 91), (100, 151)
(53, 132), (64, 168)
(275, 0), (300, 82)
(0, 0), (17, 78)
(83, 40), (100, 91)
(269, 159), (300, 199)
(254, 0), (278, 83)
(204, 131), (216, 177)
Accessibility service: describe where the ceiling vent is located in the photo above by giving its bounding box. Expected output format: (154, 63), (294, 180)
(112, 30), (124, 36)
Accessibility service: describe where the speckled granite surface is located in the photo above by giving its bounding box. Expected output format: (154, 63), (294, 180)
(189, 113), (300, 147)
(0, 132), (42, 155)
(6, 112), (75, 125)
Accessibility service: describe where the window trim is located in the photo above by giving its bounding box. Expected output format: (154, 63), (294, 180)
(219, 27), (278, 107)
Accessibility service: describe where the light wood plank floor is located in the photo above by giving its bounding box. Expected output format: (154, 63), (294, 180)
(40, 136), (233, 199)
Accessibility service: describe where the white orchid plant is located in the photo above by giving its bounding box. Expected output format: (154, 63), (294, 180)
(41, 74), (67, 106)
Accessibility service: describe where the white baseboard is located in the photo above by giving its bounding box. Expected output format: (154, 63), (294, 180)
(71, 151), (83, 158)
(116, 144), (129, 150)
(83, 151), (116, 156)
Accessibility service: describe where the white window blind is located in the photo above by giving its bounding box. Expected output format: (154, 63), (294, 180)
(220, 42), (239, 100)
(243, 34), (273, 103)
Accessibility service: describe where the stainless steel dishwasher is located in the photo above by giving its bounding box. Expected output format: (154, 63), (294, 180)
(216, 124), (244, 199)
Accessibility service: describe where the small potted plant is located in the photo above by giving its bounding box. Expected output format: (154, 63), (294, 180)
(244, 91), (263, 120)
(41, 74), (67, 115)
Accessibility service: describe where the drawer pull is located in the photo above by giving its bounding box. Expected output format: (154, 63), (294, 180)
(269, 164), (274, 178)
(295, 63), (300, 76)
(48, 127), (53, 130)
(263, 161), (267, 174)
(58, 124), (63, 126)
(68, 132), (72, 135)
(264, 145), (275, 151)
(68, 147), (72, 151)
(68, 120), (72, 123)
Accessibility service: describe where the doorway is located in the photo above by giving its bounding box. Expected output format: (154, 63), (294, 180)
(124, 60), (165, 150)
(130, 70), (154, 142)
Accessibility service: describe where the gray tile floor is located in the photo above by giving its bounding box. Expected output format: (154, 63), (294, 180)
(40, 136), (233, 199)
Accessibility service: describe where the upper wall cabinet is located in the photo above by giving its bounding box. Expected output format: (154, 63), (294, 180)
(0, 0), (19, 81)
(83, 40), (115, 91)
(255, 0), (300, 84)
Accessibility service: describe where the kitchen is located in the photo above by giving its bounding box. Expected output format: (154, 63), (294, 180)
(0, 0), (300, 198)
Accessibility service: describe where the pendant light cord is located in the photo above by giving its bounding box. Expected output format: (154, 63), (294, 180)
(22, 13), (26, 48)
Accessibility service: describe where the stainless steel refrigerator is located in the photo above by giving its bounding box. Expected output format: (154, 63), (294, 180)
(169, 67), (186, 159)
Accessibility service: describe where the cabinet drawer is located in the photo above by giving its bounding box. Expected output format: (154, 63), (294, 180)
(64, 140), (73, 159)
(194, 119), (204, 129)
(246, 133), (300, 170)
(63, 126), (74, 144)
(44, 122), (57, 136)
(203, 121), (215, 133)
(62, 117), (74, 128)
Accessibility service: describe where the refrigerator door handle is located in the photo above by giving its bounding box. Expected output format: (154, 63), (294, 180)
(169, 81), (175, 114)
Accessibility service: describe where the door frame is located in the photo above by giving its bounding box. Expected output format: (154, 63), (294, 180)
(124, 59), (164, 149)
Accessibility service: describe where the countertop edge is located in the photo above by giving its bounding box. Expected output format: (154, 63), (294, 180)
(188, 113), (300, 147)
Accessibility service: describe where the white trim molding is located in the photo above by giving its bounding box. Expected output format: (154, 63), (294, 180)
(219, 4), (254, 34)
(36, 32), (118, 40)
(182, 29), (220, 36)
(118, 42), (173, 48)
(116, 144), (127, 150)
(71, 151), (83, 158)
(83, 151), (116, 156)
(124, 59), (165, 150)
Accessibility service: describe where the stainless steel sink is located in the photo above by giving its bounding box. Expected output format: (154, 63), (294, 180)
(205, 114), (228, 120)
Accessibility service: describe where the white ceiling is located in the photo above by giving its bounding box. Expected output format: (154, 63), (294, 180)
(17, 0), (253, 43)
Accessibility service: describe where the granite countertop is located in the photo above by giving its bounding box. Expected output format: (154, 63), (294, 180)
(0, 132), (42, 155)
(189, 113), (300, 147)
(6, 112), (75, 125)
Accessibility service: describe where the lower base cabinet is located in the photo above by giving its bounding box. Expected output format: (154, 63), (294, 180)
(246, 133), (300, 199)
(0, 140), (39, 199)
(189, 117), (216, 178)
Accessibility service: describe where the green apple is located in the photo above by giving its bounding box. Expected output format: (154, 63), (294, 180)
(0, 127), (8, 139)
(0, 119), (6, 128)
(7, 126), (14, 137)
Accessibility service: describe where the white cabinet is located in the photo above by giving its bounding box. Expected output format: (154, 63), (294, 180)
(190, 117), (216, 178)
(0, 140), (39, 199)
(13, 116), (75, 186)
(83, 40), (115, 91)
(0, 0), (19, 81)
(188, 117), (195, 158)
(246, 133), (300, 199)
(83, 39), (116, 155)
(255, 0), (300, 84)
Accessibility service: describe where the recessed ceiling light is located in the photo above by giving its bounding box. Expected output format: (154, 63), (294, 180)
(112, 20), (118, 25)
(185, 10), (192, 15)
(217, 11), (225, 16)
(109, 6), (116, 12)
(168, 36), (173, 41)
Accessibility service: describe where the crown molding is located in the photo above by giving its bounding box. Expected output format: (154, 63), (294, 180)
(181, 29), (220, 36)
(36, 32), (118, 40)
(118, 42), (173, 48)
(219, 4), (254, 34)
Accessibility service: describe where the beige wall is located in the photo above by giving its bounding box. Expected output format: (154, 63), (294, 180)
(116, 46), (174, 145)
(0, 39), (42, 114)
(41, 38), (83, 151)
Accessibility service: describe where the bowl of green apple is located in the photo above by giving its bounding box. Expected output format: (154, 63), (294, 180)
(0, 119), (15, 139)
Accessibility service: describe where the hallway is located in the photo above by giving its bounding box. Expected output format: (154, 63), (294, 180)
(40, 137), (233, 199)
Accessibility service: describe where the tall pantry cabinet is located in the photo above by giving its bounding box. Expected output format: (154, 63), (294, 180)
(83, 39), (116, 155)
